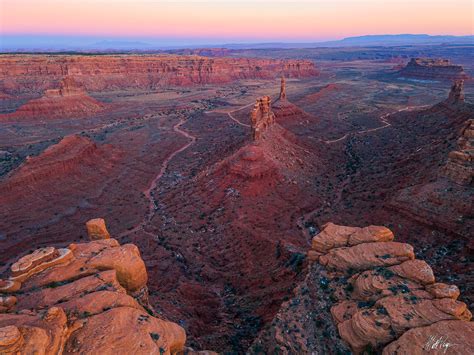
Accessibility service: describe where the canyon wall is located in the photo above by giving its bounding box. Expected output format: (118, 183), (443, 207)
(0, 220), (186, 354)
(0, 54), (319, 95)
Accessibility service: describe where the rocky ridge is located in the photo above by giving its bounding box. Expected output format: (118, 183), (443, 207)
(0, 219), (186, 354)
(252, 223), (473, 354)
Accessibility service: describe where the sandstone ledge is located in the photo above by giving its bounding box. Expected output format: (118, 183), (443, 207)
(0, 220), (186, 354)
(310, 222), (473, 354)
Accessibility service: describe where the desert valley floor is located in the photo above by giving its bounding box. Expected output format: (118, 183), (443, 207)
(0, 51), (473, 352)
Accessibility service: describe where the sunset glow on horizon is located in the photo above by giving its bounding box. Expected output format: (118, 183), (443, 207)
(1, 0), (473, 43)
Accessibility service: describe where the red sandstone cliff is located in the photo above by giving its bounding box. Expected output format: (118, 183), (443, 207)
(0, 55), (319, 95)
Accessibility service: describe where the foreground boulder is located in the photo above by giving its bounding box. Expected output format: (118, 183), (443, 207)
(310, 223), (473, 354)
(0, 219), (186, 354)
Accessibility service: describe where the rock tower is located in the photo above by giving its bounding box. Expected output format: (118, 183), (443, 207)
(250, 96), (275, 140)
(446, 80), (465, 105)
(279, 76), (287, 100)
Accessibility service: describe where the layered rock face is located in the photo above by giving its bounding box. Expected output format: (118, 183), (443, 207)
(1, 76), (105, 120)
(399, 58), (468, 80)
(250, 96), (276, 140)
(0, 220), (186, 354)
(310, 223), (472, 354)
(442, 118), (473, 185)
(0, 55), (319, 95)
(252, 223), (473, 353)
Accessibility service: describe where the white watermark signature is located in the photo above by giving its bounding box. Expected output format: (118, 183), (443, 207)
(424, 335), (457, 354)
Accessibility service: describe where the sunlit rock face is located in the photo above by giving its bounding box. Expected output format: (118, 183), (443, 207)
(0, 220), (186, 355)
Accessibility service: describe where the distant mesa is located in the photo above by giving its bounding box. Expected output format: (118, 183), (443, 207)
(0, 76), (105, 121)
(399, 57), (468, 81)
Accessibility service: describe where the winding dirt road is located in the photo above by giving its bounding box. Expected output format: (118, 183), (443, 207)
(324, 105), (430, 144)
(226, 102), (253, 127)
(119, 115), (196, 238)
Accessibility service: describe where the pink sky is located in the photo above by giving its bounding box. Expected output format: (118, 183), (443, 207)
(1, 0), (472, 41)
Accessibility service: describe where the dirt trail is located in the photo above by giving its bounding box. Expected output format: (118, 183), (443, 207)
(324, 105), (430, 144)
(119, 115), (196, 238)
(227, 110), (251, 127)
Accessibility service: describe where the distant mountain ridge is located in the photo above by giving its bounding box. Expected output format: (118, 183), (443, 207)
(222, 34), (474, 49)
(1, 34), (472, 52)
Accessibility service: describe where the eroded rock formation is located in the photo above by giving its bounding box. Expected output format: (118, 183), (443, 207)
(399, 58), (468, 80)
(252, 223), (472, 353)
(442, 118), (473, 186)
(0, 55), (319, 95)
(250, 96), (275, 140)
(312, 223), (472, 353)
(446, 80), (465, 105)
(0, 76), (105, 120)
(279, 76), (287, 101)
(0, 220), (186, 354)
(86, 218), (111, 240)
